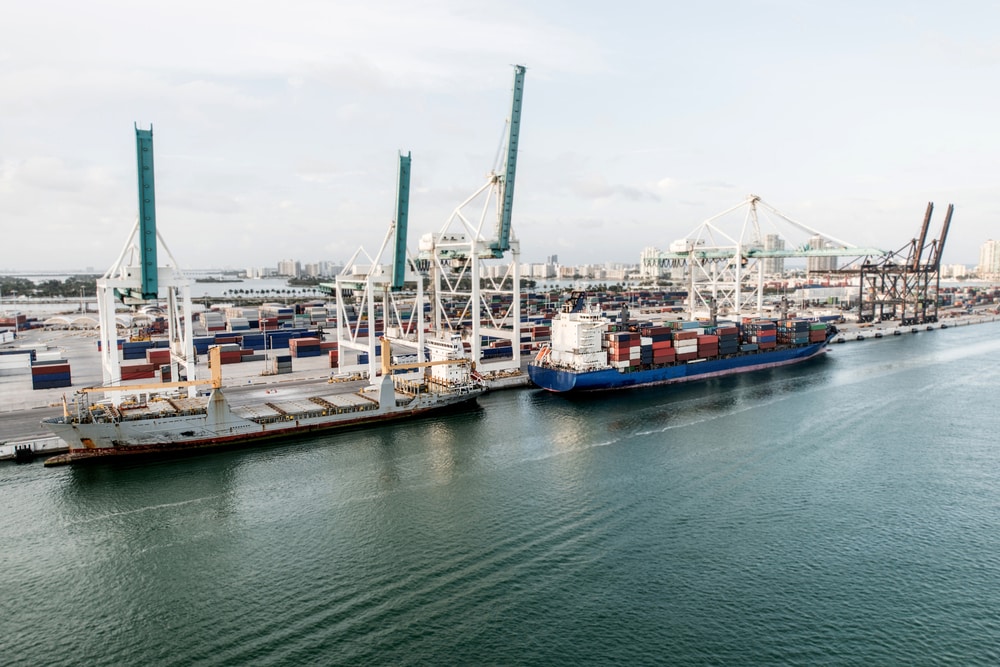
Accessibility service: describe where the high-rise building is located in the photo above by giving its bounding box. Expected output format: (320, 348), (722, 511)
(640, 247), (664, 278)
(762, 234), (785, 276)
(807, 235), (838, 274)
(979, 240), (1000, 279)
(277, 259), (301, 278)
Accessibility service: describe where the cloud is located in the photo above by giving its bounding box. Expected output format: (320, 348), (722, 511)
(570, 175), (661, 202)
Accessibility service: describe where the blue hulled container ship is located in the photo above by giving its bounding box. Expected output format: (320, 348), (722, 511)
(528, 297), (837, 393)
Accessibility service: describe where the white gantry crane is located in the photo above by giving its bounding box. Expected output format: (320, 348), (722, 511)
(96, 126), (197, 398)
(332, 152), (429, 379)
(647, 194), (889, 320)
(418, 65), (527, 376)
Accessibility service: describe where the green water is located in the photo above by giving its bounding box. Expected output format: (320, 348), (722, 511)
(5, 323), (1000, 665)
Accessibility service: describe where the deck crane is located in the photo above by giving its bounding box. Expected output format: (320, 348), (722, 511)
(95, 126), (197, 399)
(418, 65), (528, 376)
(329, 152), (428, 381)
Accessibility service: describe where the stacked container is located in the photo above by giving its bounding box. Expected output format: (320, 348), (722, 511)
(776, 319), (810, 345)
(697, 334), (719, 358)
(226, 316), (251, 332)
(146, 348), (170, 365)
(31, 359), (71, 390)
(0, 349), (34, 376)
(643, 325), (675, 365)
(809, 322), (828, 343)
(673, 330), (699, 361)
(717, 326), (740, 355)
(120, 363), (156, 380)
(122, 340), (152, 360)
(288, 337), (321, 358)
(199, 310), (226, 332)
(273, 354), (292, 375)
(742, 319), (777, 349)
(607, 331), (640, 369)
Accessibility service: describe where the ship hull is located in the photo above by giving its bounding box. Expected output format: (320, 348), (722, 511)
(43, 387), (481, 466)
(528, 340), (829, 392)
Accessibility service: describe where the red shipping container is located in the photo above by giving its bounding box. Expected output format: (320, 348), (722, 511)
(676, 351), (698, 362)
(146, 349), (170, 364)
(31, 363), (71, 376)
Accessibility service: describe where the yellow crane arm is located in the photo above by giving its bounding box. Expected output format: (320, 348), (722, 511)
(79, 346), (223, 393)
(379, 338), (471, 376)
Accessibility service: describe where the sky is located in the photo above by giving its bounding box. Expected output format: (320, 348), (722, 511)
(2, 0), (998, 273)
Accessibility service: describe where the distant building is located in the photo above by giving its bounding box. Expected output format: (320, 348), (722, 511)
(806, 235), (838, 274)
(763, 234), (785, 276)
(941, 264), (968, 279)
(277, 259), (301, 278)
(978, 240), (1000, 280)
(640, 247), (664, 279)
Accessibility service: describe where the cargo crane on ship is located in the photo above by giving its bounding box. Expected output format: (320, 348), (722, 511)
(835, 202), (953, 325)
(418, 65), (527, 376)
(330, 152), (429, 379)
(95, 126), (197, 399)
(646, 195), (889, 320)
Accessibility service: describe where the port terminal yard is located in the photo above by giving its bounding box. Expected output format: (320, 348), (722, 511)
(2, 307), (998, 462)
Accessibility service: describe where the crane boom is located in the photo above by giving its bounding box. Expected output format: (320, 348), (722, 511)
(391, 151), (411, 290)
(932, 204), (954, 269)
(379, 338), (471, 377)
(80, 346), (222, 393)
(135, 126), (159, 300)
(911, 202), (932, 270)
(490, 64), (526, 259)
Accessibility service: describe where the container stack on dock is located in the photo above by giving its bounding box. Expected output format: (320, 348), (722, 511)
(217, 344), (244, 365)
(0, 349), (35, 376)
(288, 337), (321, 358)
(198, 310), (226, 332)
(31, 359), (71, 390)
(273, 354), (292, 375)
(121, 363), (156, 380)
(146, 348), (170, 366)
(323, 341), (339, 368)
(0, 313), (28, 330)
